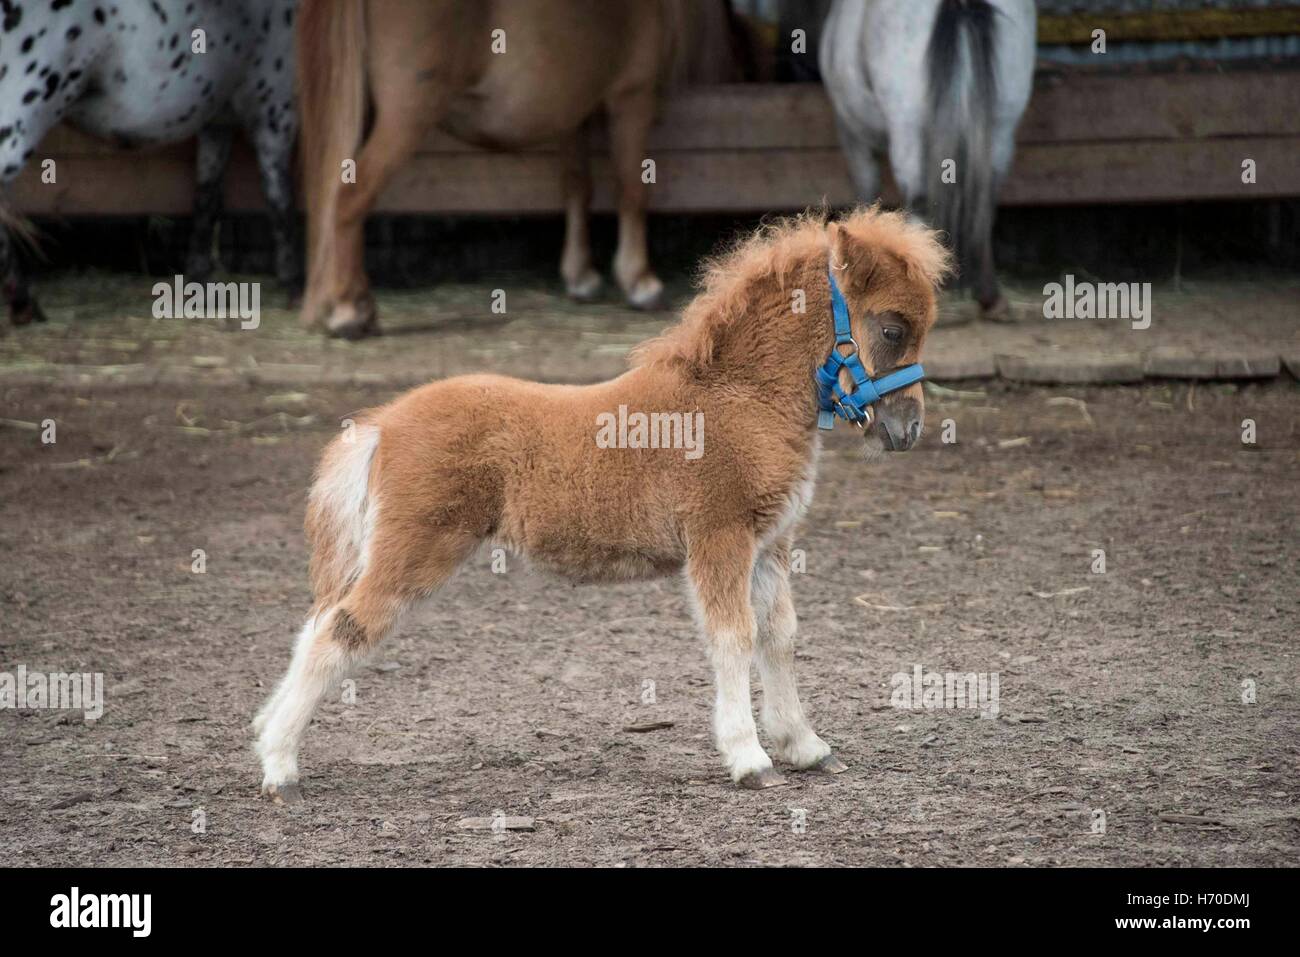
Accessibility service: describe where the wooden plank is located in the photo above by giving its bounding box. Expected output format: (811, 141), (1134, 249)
(1039, 9), (1300, 45)
(428, 72), (1300, 152)
(14, 156), (202, 215)
(1000, 137), (1300, 205)
(32, 71), (1300, 163)
(997, 354), (1145, 385)
(1019, 71), (1300, 144)
(12, 73), (1300, 215)
(1145, 348), (1219, 379)
(16, 134), (1300, 215)
(925, 355), (998, 380)
(372, 150), (857, 214)
(1216, 353), (1281, 379)
(369, 137), (1300, 212)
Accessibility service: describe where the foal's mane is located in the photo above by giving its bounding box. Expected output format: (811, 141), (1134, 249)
(633, 205), (948, 371)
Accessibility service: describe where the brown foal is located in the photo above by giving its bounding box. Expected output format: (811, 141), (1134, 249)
(255, 206), (950, 799)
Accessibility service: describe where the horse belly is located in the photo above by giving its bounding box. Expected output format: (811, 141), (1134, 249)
(439, 80), (604, 151)
(67, 1), (244, 145)
(521, 533), (684, 586)
(500, 490), (684, 585)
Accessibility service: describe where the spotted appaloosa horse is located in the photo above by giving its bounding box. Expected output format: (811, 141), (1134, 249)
(0, 0), (299, 326)
(296, 0), (751, 340)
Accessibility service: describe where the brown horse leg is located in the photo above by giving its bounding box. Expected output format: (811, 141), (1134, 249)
(324, 100), (443, 339)
(559, 124), (602, 302)
(605, 85), (664, 311)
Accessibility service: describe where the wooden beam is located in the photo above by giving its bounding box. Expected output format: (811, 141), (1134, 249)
(15, 136), (1299, 216)
(11, 72), (1300, 216)
(1019, 70), (1300, 143)
(1038, 8), (1300, 44)
(34, 72), (1300, 158)
(1003, 137), (1300, 205)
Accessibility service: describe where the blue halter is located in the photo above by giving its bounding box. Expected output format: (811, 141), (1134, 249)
(815, 270), (925, 430)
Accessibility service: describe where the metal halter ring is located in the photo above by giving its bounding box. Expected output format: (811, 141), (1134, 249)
(836, 336), (861, 358)
(833, 398), (870, 429)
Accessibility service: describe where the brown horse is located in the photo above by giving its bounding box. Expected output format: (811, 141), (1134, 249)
(254, 206), (950, 799)
(297, 0), (749, 339)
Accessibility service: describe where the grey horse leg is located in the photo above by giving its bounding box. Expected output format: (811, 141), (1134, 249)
(185, 124), (236, 283)
(834, 121), (884, 205)
(0, 219), (43, 327)
(249, 125), (301, 298)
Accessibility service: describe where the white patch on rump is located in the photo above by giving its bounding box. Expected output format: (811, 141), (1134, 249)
(311, 424), (381, 576)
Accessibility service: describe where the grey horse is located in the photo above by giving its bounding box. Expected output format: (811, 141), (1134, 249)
(819, 0), (1036, 319)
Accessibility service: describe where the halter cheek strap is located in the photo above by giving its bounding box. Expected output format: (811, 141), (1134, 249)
(815, 269), (925, 430)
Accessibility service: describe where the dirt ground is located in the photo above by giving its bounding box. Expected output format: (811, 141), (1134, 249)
(1, 286), (1298, 867)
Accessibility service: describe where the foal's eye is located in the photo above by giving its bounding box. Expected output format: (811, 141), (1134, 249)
(882, 325), (904, 344)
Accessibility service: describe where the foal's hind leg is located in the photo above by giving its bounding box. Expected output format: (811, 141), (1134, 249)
(753, 538), (844, 774)
(254, 522), (477, 802)
(687, 526), (782, 788)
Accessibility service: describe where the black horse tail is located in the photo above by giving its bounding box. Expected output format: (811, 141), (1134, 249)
(923, 0), (998, 286)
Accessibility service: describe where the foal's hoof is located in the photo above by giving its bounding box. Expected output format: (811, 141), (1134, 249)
(811, 754), (849, 775)
(624, 275), (665, 311)
(738, 767), (788, 790)
(263, 782), (304, 805)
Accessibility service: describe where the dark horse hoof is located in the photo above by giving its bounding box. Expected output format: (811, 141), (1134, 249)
(10, 299), (47, 326)
(979, 294), (1016, 323)
(262, 782), (304, 805)
(811, 754), (848, 775)
(324, 298), (380, 340)
(738, 767), (788, 790)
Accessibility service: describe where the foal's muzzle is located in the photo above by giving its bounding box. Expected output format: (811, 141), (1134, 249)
(874, 398), (923, 452)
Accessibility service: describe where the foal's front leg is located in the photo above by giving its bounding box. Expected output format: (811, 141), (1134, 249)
(687, 528), (783, 789)
(753, 539), (845, 774)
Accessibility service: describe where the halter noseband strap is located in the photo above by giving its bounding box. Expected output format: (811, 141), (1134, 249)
(815, 269), (925, 431)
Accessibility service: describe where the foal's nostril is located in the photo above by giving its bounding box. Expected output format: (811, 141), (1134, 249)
(908, 420), (921, 445)
(878, 418), (904, 451)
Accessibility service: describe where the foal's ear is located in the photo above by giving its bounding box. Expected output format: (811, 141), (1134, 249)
(828, 222), (877, 288)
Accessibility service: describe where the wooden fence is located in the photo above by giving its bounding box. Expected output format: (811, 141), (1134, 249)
(12, 68), (1300, 217)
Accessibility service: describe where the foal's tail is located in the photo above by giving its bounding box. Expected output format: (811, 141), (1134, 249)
(923, 0), (998, 283)
(306, 419), (381, 610)
(297, 0), (368, 328)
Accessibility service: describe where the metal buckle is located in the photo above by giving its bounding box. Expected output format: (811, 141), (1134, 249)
(833, 398), (869, 429)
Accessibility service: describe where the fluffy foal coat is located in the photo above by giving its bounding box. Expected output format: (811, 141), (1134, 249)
(255, 207), (950, 799)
